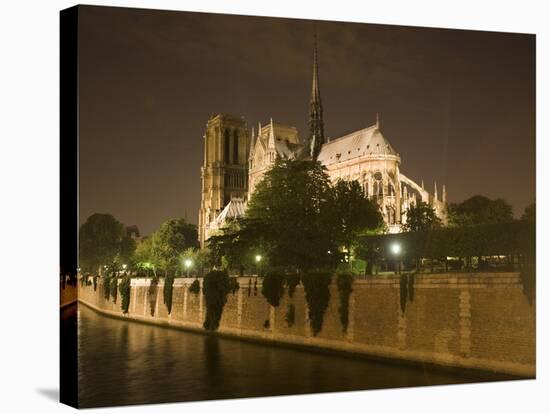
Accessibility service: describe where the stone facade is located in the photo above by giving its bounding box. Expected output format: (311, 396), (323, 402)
(198, 114), (250, 246)
(79, 272), (535, 377)
(248, 119), (302, 197)
(317, 121), (447, 232)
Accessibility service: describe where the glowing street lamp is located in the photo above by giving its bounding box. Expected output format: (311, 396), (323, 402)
(184, 259), (193, 278)
(254, 254), (263, 277)
(390, 242), (402, 256)
(390, 242), (402, 274)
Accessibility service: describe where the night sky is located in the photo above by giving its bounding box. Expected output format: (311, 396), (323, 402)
(78, 5), (535, 235)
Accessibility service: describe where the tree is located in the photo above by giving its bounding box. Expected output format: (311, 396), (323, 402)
(522, 202), (535, 223)
(79, 213), (134, 273)
(207, 220), (258, 274)
(195, 248), (212, 276)
(243, 158), (338, 272)
(151, 218), (198, 276)
(402, 201), (442, 232)
(330, 180), (383, 266)
(133, 237), (158, 276)
(448, 195), (513, 226)
(119, 235), (136, 264)
(355, 231), (383, 275)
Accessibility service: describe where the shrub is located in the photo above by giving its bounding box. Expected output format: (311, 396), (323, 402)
(110, 277), (118, 303)
(103, 276), (111, 299)
(285, 274), (300, 298)
(262, 271), (285, 307)
(119, 276), (131, 314)
(203, 270), (230, 331)
(189, 278), (201, 295)
(399, 272), (416, 314)
(301, 272), (331, 336)
(148, 277), (159, 316)
(285, 303), (295, 327)
(336, 273), (354, 333)
(163, 273), (175, 314)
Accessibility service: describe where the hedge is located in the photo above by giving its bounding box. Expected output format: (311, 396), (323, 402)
(359, 221), (535, 261)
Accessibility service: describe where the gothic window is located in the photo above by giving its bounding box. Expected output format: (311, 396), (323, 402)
(233, 130), (239, 164)
(387, 206), (395, 225)
(373, 172), (383, 198)
(224, 129), (231, 162)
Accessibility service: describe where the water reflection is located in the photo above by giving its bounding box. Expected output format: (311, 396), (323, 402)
(75, 305), (513, 408)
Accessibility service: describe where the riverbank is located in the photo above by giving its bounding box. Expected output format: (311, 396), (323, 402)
(78, 272), (535, 378)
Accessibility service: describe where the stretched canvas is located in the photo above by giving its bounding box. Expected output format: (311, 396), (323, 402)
(60, 4), (536, 409)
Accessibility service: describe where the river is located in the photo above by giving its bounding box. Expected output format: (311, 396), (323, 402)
(63, 304), (514, 408)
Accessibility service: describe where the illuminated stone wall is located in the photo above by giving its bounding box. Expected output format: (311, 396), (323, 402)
(60, 283), (77, 307)
(78, 272), (535, 377)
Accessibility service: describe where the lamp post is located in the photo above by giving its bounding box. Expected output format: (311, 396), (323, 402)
(390, 242), (402, 274)
(184, 259), (193, 278)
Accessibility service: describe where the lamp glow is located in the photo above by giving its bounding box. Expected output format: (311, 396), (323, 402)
(390, 242), (402, 255)
(184, 259), (193, 268)
(255, 255), (262, 263)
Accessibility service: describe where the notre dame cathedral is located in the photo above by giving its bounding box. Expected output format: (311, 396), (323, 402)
(198, 36), (447, 247)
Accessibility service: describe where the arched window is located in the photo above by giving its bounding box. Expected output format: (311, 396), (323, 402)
(387, 206), (395, 224)
(233, 130), (239, 164)
(224, 129), (231, 162)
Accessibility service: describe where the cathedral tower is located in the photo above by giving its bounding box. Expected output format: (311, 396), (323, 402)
(308, 33), (325, 158)
(198, 114), (249, 247)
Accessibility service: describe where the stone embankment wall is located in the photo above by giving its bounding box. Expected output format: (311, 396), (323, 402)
(78, 273), (535, 377)
(61, 284), (77, 308)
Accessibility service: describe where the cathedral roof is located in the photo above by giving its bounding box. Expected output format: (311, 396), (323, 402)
(254, 120), (302, 159)
(215, 198), (246, 226)
(274, 140), (302, 159)
(318, 124), (398, 166)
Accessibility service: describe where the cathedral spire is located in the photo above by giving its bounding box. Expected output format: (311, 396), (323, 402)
(249, 127), (255, 161)
(308, 32), (325, 159)
(268, 118), (276, 149)
(311, 33), (320, 102)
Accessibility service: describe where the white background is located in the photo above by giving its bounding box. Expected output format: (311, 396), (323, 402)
(0, 0), (547, 412)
